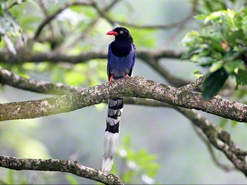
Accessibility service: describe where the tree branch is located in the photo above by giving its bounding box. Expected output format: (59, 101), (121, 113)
(96, 10), (193, 29)
(0, 156), (123, 185)
(0, 66), (80, 95)
(1, 68), (246, 177)
(178, 75), (206, 91)
(61, 0), (121, 50)
(33, 1), (96, 40)
(0, 49), (184, 65)
(177, 108), (247, 177)
(1, 76), (247, 123)
(7, 0), (27, 10)
(62, 0), (121, 50)
(138, 54), (190, 87)
(124, 98), (247, 176)
(191, 124), (236, 172)
(38, 0), (55, 38)
(93, 0), (196, 30)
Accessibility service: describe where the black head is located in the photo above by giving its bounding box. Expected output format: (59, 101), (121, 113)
(106, 27), (133, 42)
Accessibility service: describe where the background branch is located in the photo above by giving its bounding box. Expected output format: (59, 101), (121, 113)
(191, 125), (236, 172)
(0, 49), (184, 64)
(7, 0), (27, 10)
(38, 0), (55, 38)
(0, 156), (123, 185)
(33, 1), (95, 40)
(177, 108), (247, 177)
(93, 0), (197, 29)
(62, 0), (121, 50)
(0, 66), (80, 94)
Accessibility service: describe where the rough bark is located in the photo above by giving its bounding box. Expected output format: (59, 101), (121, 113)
(0, 156), (123, 185)
(1, 76), (247, 123)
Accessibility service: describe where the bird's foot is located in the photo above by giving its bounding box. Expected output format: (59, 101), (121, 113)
(124, 74), (130, 79)
(109, 75), (114, 86)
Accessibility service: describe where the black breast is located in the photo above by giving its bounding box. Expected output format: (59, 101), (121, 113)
(111, 41), (132, 57)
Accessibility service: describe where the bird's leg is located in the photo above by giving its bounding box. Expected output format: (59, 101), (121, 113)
(109, 75), (114, 85)
(124, 74), (130, 79)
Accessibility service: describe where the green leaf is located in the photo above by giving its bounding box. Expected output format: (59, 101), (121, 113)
(224, 60), (245, 74)
(194, 14), (207, 20)
(235, 69), (247, 86)
(183, 8), (247, 97)
(201, 36), (226, 53)
(2, 34), (16, 54)
(226, 29), (244, 45)
(0, 10), (22, 36)
(181, 30), (199, 45)
(202, 67), (228, 100)
(204, 11), (226, 24)
(209, 61), (223, 72)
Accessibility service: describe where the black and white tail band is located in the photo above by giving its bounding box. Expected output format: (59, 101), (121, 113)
(102, 98), (123, 172)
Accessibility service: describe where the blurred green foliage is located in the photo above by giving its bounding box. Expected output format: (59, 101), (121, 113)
(0, 0), (247, 184)
(0, 170), (28, 185)
(0, 6), (22, 54)
(196, 0), (239, 14)
(112, 135), (159, 184)
(66, 174), (80, 185)
(182, 8), (247, 99)
(0, 0), (156, 88)
(64, 136), (159, 185)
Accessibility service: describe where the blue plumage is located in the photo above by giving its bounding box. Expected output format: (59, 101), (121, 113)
(107, 43), (136, 79)
(102, 27), (136, 172)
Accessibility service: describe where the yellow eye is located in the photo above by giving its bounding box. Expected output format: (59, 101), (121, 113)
(120, 31), (123, 34)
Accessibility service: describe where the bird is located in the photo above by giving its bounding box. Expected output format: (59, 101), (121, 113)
(102, 27), (136, 172)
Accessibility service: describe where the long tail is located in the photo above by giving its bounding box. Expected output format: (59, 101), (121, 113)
(102, 97), (123, 172)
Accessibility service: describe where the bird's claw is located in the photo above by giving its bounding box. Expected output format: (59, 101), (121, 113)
(109, 75), (114, 86)
(124, 74), (130, 79)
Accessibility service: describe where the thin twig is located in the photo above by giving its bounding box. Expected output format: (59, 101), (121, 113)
(62, 0), (121, 50)
(177, 108), (247, 177)
(38, 0), (55, 38)
(93, 4), (194, 29)
(33, 1), (95, 40)
(92, 0), (198, 30)
(0, 66), (81, 94)
(7, 0), (27, 10)
(138, 54), (191, 87)
(191, 124), (236, 172)
(178, 75), (207, 91)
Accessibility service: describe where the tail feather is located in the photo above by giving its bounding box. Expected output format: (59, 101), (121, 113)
(102, 98), (123, 172)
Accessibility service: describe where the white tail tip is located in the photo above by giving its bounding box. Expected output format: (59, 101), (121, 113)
(102, 157), (113, 172)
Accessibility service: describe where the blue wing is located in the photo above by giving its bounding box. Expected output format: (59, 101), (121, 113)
(107, 43), (136, 80)
(107, 44), (112, 80)
(128, 44), (136, 77)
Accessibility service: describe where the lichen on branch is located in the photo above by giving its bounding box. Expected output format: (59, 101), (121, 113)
(0, 155), (123, 185)
(1, 76), (247, 123)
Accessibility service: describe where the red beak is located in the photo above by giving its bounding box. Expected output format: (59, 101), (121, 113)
(106, 30), (118, 36)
